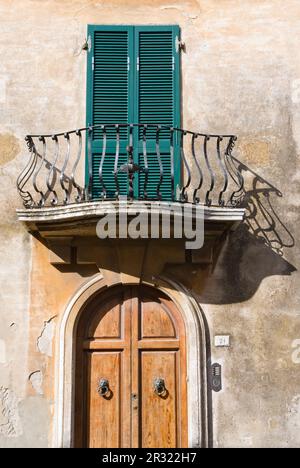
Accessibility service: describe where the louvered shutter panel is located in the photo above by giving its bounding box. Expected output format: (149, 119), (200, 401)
(87, 26), (133, 198)
(86, 25), (180, 200)
(135, 26), (180, 201)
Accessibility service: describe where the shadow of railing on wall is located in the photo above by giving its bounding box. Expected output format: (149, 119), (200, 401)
(169, 158), (296, 305)
(234, 157), (295, 256)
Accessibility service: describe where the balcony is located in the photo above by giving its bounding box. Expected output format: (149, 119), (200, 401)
(16, 123), (245, 239)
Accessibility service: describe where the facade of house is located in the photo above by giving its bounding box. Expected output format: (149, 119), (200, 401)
(0, 0), (300, 448)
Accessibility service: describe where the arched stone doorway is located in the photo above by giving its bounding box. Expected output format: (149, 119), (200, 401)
(54, 274), (210, 448)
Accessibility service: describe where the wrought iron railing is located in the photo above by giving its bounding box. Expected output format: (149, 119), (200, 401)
(17, 123), (244, 208)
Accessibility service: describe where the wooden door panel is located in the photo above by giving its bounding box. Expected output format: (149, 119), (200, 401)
(140, 351), (178, 448)
(141, 300), (176, 338)
(86, 351), (121, 448)
(76, 289), (131, 448)
(76, 286), (187, 448)
(87, 295), (123, 339)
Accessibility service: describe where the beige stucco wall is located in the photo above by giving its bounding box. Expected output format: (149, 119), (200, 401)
(0, 0), (300, 447)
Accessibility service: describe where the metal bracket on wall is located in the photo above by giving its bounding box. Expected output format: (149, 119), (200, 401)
(211, 363), (222, 392)
(175, 36), (185, 52)
(82, 35), (92, 52)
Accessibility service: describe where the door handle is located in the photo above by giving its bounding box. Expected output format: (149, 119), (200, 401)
(153, 377), (167, 397)
(97, 378), (110, 397)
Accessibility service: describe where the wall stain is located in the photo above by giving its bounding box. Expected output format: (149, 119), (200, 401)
(238, 139), (271, 166)
(0, 134), (20, 166)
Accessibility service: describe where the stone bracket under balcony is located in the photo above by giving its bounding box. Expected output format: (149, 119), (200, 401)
(17, 200), (245, 274)
(17, 201), (244, 283)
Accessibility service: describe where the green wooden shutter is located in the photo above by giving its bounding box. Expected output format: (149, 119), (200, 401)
(134, 26), (180, 200)
(86, 25), (180, 200)
(86, 26), (134, 198)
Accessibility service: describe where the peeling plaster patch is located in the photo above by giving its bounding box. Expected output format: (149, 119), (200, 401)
(287, 395), (300, 416)
(286, 394), (300, 446)
(160, 5), (199, 20)
(268, 417), (280, 430)
(29, 371), (43, 396)
(0, 387), (22, 437)
(0, 76), (7, 103)
(287, 395), (300, 440)
(37, 316), (56, 357)
(241, 435), (253, 447)
(0, 340), (6, 364)
(0, 134), (20, 166)
(291, 339), (300, 364)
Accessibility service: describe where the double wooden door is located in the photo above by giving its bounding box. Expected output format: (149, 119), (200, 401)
(75, 286), (187, 448)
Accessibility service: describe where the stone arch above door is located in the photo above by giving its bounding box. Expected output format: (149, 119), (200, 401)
(53, 273), (210, 448)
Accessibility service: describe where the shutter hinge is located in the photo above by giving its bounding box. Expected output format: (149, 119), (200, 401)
(172, 56), (175, 71)
(128, 56), (130, 72)
(82, 35), (91, 52)
(92, 56), (94, 71)
(175, 36), (185, 52)
(137, 56), (139, 72)
(87, 35), (92, 52)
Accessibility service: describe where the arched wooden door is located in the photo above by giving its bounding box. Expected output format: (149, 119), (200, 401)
(74, 285), (187, 448)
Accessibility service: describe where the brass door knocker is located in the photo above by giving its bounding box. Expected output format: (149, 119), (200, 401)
(153, 377), (167, 397)
(97, 378), (110, 397)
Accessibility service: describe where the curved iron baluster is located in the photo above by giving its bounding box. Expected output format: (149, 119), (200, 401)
(60, 133), (71, 205)
(180, 131), (191, 202)
(71, 130), (84, 203)
(99, 125), (107, 199)
(156, 125), (163, 200)
(32, 136), (46, 207)
(224, 136), (244, 206)
(204, 136), (215, 206)
(191, 134), (203, 204)
(113, 125), (120, 199)
(17, 136), (37, 207)
(86, 126), (93, 200)
(216, 136), (229, 207)
(127, 124), (134, 200)
(142, 125), (149, 199)
(170, 128), (175, 201)
(46, 135), (59, 206)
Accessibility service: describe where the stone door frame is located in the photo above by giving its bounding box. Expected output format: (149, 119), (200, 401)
(53, 273), (211, 448)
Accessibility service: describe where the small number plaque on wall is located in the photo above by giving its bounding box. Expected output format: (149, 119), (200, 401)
(214, 335), (230, 347)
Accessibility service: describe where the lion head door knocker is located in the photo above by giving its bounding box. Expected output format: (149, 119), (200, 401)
(153, 377), (168, 398)
(97, 378), (111, 398)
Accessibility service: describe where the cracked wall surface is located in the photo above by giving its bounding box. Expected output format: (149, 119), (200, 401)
(28, 371), (43, 396)
(37, 317), (56, 358)
(0, 387), (21, 438)
(0, 0), (299, 448)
